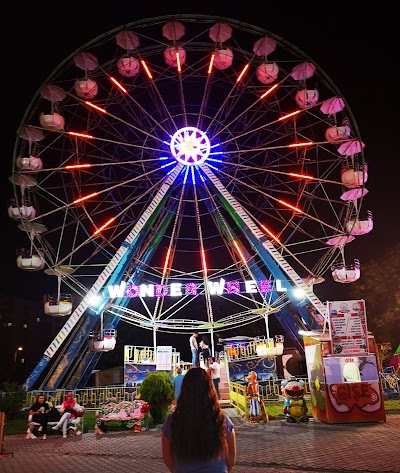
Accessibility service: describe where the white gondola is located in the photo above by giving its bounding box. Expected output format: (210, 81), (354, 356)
(117, 56), (140, 77)
(39, 112), (65, 130)
(256, 62), (279, 84)
(341, 163), (368, 188)
(213, 48), (233, 70)
(255, 335), (284, 356)
(87, 305), (117, 352)
(43, 293), (74, 316)
(16, 155), (43, 172)
(44, 266), (75, 316)
(87, 329), (117, 352)
(74, 78), (98, 99)
(295, 88), (319, 108)
(325, 122), (351, 142)
(164, 46), (186, 67)
(345, 210), (373, 235)
(16, 252), (45, 271)
(331, 259), (360, 283)
(8, 201), (36, 220)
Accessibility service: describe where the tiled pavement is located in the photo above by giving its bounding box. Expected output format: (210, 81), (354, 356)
(1, 409), (399, 473)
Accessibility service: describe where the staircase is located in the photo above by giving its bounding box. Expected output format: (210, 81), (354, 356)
(219, 360), (231, 406)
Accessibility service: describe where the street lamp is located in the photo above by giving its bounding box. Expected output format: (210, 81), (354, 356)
(14, 346), (23, 364)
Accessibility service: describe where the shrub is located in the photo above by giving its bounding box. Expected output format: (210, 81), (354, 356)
(138, 371), (174, 424)
(0, 382), (26, 420)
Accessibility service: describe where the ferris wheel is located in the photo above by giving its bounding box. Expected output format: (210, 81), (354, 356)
(10, 15), (372, 390)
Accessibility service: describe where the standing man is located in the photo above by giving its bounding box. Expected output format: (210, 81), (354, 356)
(209, 356), (221, 400)
(215, 336), (224, 361)
(189, 331), (199, 367)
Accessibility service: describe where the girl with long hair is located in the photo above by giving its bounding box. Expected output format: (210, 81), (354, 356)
(162, 367), (236, 472)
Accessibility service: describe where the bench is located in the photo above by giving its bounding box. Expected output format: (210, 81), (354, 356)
(94, 398), (149, 434)
(26, 406), (84, 439)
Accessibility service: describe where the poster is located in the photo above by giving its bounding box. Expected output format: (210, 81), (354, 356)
(156, 345), (173, 370)
(327, 300), (368, 356)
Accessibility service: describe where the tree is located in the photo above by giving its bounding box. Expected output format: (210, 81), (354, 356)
(138, 371), (174, 425)
(0, 382), (26, 420)
(347, 242), (400, 352)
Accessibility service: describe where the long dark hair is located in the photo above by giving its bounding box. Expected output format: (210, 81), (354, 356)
(170, 367), (228, 462)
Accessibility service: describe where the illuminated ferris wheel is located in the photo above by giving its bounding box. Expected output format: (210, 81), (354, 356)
(10, 15), (372, 389)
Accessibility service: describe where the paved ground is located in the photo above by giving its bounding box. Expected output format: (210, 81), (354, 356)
(1, 409), (399, 473)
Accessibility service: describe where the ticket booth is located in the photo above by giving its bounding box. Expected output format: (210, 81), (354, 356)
(301, 299), (386, 424)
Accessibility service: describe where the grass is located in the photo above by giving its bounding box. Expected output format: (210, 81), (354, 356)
(5, 399), (399, 435)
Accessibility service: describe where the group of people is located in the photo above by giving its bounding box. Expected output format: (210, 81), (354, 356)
(27, 337), (237, 472)
(27, 392), (83, 439)
(190, 331), (225, 368)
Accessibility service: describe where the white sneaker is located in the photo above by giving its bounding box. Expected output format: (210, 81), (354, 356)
(52, 425), (60, 430)
(42, 434), (47, 440)
(31, 434), (37, 439)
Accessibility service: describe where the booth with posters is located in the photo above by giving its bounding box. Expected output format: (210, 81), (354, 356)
(301, 299), (386, 424)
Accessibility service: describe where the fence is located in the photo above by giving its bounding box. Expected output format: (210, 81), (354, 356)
(24, 385), (140, 411)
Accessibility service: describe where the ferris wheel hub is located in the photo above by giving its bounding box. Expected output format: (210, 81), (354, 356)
(170, 126), (210, 166)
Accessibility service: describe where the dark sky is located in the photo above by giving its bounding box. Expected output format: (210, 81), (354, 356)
(3, 4), (397, 302)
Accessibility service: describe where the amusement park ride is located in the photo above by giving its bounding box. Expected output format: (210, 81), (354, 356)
(9, 16), (372, 392)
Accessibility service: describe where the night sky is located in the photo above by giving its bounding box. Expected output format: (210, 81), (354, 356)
(2, 5), (397, 363)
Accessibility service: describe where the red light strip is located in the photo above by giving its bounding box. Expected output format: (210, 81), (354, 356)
(176, 52), (181, 73)
(85, 101), (107, 113)
(141, 60), (153, 79)
(65, 164), (92, 170)
(288, 172), (314, 179)
(93, 217), (115, 236)
(68, 132), (94, 139)
(288, 142), (314, 148)
(260, 224), (281, 243)
(278, 199), (303, 213)
(72, 192), (99, 204)
(233, 240), (247, 263)
(109, 76), (127, 94)
(278, 110), (301, 121)
(201, 249), (208, 275)
(163, 248), (171, 275)
(260, 84), (278, 99)
(237, 64), (250, 82)
(208, 54), (215, 74)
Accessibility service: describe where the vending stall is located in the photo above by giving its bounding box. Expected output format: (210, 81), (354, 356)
(301, 299), (386, 424)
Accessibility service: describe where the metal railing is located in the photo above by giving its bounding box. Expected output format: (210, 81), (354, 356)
(24, 385), (141, 411)
(224, 336), (284, 362)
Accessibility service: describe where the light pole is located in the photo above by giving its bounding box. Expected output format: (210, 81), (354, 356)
(14, 346), (23, 364)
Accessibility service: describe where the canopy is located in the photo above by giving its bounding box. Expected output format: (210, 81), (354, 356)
(291, 61), (316, 80)
(320, 97), (345, 115)
(209, 22), (232, 42)
(74, 52), (99, 71)
(253, 36), (277, 56)
(116, 30), (139, 50)
(162, 21), (185, 41)
(40, 84), (67, 102)
(19, 125), (45, 143)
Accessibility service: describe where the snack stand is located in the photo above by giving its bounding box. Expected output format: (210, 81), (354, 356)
(301, 299), (386, 423)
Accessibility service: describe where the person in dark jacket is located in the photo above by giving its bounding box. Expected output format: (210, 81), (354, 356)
(28, 394), (49, 439)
